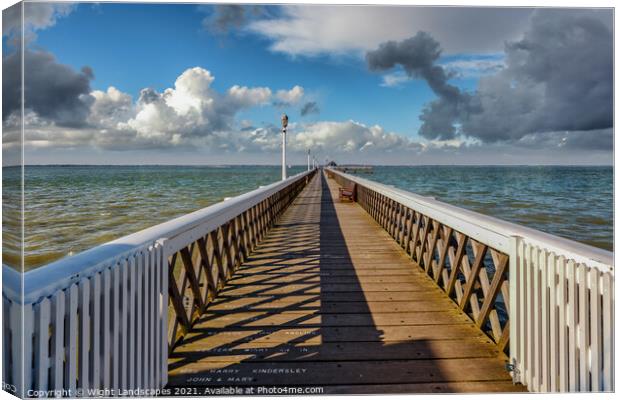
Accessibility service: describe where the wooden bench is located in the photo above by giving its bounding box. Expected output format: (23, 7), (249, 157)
(339, 183), (356, 202)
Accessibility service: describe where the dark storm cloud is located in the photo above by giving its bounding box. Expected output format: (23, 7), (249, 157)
(461, 9), (613, 143)
(3, 50), (94, 127)
(366, 32), (467, 140)
(515, 129), (613, 151)
(300, 101), (319, 116)
(206, 5), (245, 33)
(203, 5), (265, 34)
(366, 9), (612, 148)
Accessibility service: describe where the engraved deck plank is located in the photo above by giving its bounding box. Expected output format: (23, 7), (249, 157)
(168, 358), (513, 386)
(169, 339), (501, 362)
(167, 172), (524, 393)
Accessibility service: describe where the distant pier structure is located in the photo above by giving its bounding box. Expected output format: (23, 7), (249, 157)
(334, 164), (374, 174)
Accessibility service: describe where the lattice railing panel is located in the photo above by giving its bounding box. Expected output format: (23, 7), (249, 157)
(330, 172), (510, 354)
(167, 172), (314, 349)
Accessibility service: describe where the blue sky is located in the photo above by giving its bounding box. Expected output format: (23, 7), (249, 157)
(35, 3), (444, 135)
(1, 3), (613, 165)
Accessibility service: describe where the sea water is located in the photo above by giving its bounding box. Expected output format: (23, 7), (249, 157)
(1, 165), (612, 269)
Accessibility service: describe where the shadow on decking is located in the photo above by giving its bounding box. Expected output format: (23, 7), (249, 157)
(166, 174), (515, 393)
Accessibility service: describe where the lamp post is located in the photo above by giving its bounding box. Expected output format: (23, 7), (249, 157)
(307, 149), (311, 171)
(281, 114), (288, 180)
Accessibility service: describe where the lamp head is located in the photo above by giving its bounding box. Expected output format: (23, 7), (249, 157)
(281, 114), (289, 129)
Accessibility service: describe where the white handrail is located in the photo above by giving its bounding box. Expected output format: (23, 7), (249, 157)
(326, 168), (612, 272)
(3, 170), (314, 304)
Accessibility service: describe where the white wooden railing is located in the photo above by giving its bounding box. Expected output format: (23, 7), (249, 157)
(2, 170), (315, 398)
(3, 241), (167, 398)
(327, 168), (614, 392)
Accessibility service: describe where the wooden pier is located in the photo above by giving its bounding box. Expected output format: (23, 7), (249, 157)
(4, 168), (612, 396)
(167, 173), (523, 393)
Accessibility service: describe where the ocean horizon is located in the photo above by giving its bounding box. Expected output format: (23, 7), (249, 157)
(3, 163), (614, 167)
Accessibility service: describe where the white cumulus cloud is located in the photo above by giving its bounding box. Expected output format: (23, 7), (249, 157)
(227, 85), (272, 107)
(275, 85), (304, 105)
(238, 120), (424, 155)
(7, 65), (313, 151)
(89, 87), (134, 128)
(162, 67), (216, 116)
(380, 71), (410, 87)
(3, 2), (75, 43)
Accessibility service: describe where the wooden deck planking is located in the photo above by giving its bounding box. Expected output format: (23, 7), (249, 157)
(168, 172), (524, 393)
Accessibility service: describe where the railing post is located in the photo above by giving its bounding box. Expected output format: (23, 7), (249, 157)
(509, 235), (521, 384)
(157, 239), (170, 388)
